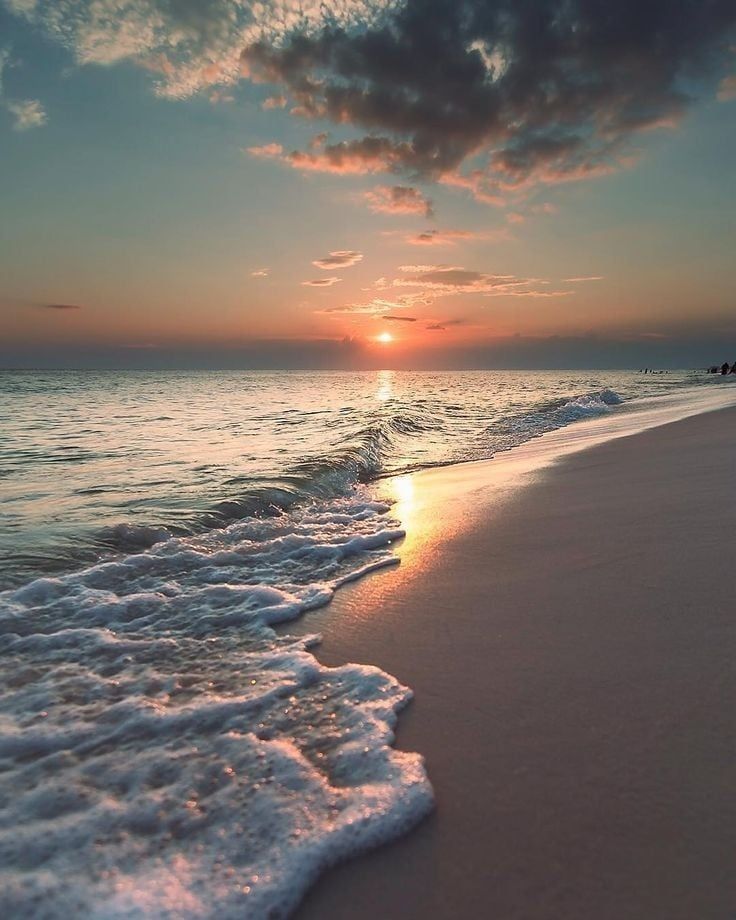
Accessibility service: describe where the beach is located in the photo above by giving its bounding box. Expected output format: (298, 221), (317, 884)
(5, 0), (736, 913)
(3, 379), (736, 917)
(294, 403), (736, 920)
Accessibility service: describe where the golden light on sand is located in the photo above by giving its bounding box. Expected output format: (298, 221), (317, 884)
(377, 332), (393, 344)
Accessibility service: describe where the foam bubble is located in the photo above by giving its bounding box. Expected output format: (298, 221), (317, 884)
(0, 492), (433, 918)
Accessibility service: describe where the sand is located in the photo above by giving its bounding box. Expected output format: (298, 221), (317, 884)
(292, 404), (736, 920)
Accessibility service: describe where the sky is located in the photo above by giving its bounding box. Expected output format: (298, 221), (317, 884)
(1, 0), (735, 369)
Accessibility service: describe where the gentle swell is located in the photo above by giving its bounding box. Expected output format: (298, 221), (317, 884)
(94, 389), (627, 559)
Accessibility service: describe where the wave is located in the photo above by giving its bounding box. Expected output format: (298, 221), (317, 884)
(483, 388), (624, 453)
(0, 492), (432, 918)
(90, 407), (442, 556)
(0, 375), (705, 915)
(88, 390), (627, 561)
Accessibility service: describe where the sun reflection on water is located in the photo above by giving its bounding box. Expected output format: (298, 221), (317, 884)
(375, 369), (394, 402)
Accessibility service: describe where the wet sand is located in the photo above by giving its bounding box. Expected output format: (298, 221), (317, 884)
(294, 404), (736, 920)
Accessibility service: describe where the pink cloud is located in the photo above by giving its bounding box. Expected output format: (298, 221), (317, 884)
(363, 185), (433, 217)
(262, 94), (287, 110)
(246, 143), (284, 159)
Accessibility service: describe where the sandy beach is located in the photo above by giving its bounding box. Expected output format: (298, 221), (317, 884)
(293, 403), (736, 920)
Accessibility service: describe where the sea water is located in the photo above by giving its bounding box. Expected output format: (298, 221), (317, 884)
(0, 368), (729, 917)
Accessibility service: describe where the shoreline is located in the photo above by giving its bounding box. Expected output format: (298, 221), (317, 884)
(291, 401), (736, 919)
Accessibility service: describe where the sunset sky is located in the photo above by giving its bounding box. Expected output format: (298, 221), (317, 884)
(1, 0), (735, 368)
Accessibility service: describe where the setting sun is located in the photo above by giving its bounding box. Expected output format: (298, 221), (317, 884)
(377, 332), (394, 344)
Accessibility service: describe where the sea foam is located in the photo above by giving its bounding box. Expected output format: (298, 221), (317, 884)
(0, 493), (433, 918)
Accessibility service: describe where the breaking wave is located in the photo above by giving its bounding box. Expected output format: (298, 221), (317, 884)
(0, 494), (432, 918)
(93, 389), (627, 559)
(482, 388), (624, 451)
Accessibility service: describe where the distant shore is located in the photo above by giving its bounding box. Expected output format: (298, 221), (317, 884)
(292, 402), (736, 920)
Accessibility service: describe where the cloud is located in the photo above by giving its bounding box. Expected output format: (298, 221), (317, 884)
(302, 277), (342, 287)
(331, 263), (570, 316)
(506, 202), (558, 223)
(498, 289), (573, 298)
(426, 318), (466, 331)
(312, 250), (363, 270)
(209, 89), (234, 104)
(320, 291), (432, 315)
(246, 142), (284, 159)
(6, 98), (47, 131)
(5, 0), (390, 100)
(404, 228), (508, 246)
(382, 314), (417, 322)
(363, 185), (433, 217)
(9, 1), (735, 199)
(242, 1), (736, 196)
(397, 264), (442, 273)
(0, 47), (8, 95)
(395, 266), (526, 293)
(286, 136), (413, 175)
(563, 275), (604, 283)
(251, 268), (269, 277)
(718, 74), (736, 101)
(393, 264), (573, 300)
(262, 94), (287, 110)
(37, 302), (82, 310)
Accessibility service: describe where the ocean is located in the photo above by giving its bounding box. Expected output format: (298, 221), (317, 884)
(0, 368), (729, 917)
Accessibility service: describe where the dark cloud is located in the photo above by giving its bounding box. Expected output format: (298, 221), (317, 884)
(383, 314), (417, 322)
(287, 136), (412, 174)
(427, 318), (466, 331)
(13, 2), (735, 193)
(244, 0), (736, 194)
(38, 303), (82, 310)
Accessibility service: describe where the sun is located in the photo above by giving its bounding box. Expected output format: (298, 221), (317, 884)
(377, 332), (393, 344)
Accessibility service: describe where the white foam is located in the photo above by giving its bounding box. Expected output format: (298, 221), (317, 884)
(0, 492), (432, 918)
